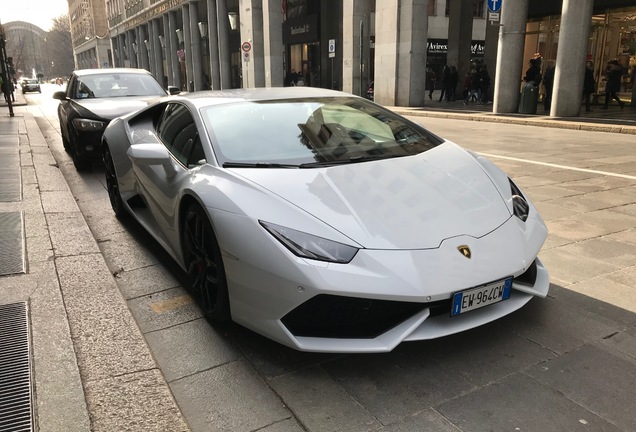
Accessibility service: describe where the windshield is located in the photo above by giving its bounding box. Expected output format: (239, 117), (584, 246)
(74, 73), (165, 99)
(202, 97), (443, 167)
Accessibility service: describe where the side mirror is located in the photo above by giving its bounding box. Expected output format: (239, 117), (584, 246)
(127, 143), (178, 178)
(167, 86), (181, 95)
(52, 91), (67, 100)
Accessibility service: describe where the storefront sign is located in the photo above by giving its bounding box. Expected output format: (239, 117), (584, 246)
(282, 15), (319, 45)
(427, 39), (485, 57)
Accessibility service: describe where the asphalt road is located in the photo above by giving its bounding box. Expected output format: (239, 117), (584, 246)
(25, 86), (636, 432)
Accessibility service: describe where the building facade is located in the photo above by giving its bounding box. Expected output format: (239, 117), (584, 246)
(68, 0), (634, 115)
(2, 21), (47, 79)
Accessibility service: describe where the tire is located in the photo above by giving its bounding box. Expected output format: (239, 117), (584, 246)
(103, 145), (128, 219)
(70, 135), (91, 171)
(181, 205), (231, 323)
(60, 122), (71, 152)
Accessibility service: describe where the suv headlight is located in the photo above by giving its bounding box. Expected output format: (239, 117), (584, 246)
(509, 179), (529, 222)
(260, 221), (359, 263)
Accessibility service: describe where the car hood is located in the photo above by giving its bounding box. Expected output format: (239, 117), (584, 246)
(72, 97), (161, 120)
(234, 142), (513, 249)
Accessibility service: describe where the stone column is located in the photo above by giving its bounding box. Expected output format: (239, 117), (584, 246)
(207, 0), (221, 89)
(188, 1), (204, 90)
(217, 0), (232, 89)
(342, 0), (372, 96)
(152, 19), (165, 84)
(145, 24), (154, 75)
(182, 4), (194, 91)
(162, 15), (172, 86)
(128, 29), (138, 68)
(373, 0), (428, 106)
(262, 0), (284, 87)
(493, 0), (528, 113)
(447, 0), (474, 79)
(550, 0), (594, 117)
(483, 17), (500, 103)
(168, 11), (182, 89)
(238, 0), (265, 88)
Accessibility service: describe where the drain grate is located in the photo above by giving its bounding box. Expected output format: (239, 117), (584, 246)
(0, 302), (34, 432)
(0, 212), (26, 276)
(0, 141), (21, 202)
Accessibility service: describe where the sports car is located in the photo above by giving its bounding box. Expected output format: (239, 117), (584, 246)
(54, 68), (179, 171)
(102, 87), (549, 353)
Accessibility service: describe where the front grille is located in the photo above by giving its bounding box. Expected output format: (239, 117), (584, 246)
(282, 294), (429, 339)
(0, 302), (35, 432)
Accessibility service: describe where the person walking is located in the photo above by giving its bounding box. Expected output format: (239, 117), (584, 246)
(542, 61), (555, 112)
(449, 66), (459, 102)
(426, 66), (436, 100)
(464, 66), (480, 105)
(438, 65), (450, 102)
(602, 60), (625, 109)
(478, 64), (491, 105)
(583, 61), (596, 112)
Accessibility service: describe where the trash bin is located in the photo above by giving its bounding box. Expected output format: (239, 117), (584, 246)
(518, 82), (539, 114)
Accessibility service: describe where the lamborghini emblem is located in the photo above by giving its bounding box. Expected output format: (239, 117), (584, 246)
(457, 245), (471, 259)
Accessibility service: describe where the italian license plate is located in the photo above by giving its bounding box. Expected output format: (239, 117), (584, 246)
(451, 277), (513, 316)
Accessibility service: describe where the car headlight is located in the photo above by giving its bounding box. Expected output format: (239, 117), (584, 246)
(260, 221), (359, 263)
(72, 118), (107, 132)
(509, 178), (529, 222)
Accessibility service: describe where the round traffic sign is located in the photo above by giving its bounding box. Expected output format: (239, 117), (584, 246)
(241, 42), (252, 52)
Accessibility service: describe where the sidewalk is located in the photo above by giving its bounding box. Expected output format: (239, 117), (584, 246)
(387, 93), (636, 135)
(0, 92), (188, 431)
(0, 90), (635, 431)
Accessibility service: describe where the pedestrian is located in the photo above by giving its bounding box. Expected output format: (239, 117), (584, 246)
(524, 58), (542, 87)
(462, 71), (472, 104)
(449, 66), (459, 101)
(1, 77), (11, 103)
(602, 60), (625, 109)
(438, 65), (450, 102)
(425, 65), (436, 100)
(583, 61), (596, 112)
(542, 61), (555, 112)
(478, 64), (491, 105)
(464, 66), (480, 105)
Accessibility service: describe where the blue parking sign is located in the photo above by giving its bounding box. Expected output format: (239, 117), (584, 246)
(487, 0), (502, 12)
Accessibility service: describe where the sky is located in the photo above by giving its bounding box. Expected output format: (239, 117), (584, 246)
(1, 0), (70, 31)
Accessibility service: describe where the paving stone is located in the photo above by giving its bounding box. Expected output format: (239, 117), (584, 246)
(171, 359), (292, 432)
(47, 211), (101, 256)
(127, 286), (203, 333)
(115, 263), (182, 299)
(145, 318), (241, 382)
(84, 369), (189, 432)
(437, 373), (622, 432)
(269, 366), (381, 432)
(321, 350), (475, 425)
(527, 343), (636, 432)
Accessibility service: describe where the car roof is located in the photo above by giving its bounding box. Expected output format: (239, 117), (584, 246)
(72, 68), (154, 77)
(174, 87), (358, 109)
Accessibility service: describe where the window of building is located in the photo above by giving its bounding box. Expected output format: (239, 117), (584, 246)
(445, 0), (485, 18)
(429, 0), (436, 16)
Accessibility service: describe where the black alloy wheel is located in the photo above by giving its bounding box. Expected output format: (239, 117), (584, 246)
(103, 145), (127, 219)
(182, 205), (231, 323)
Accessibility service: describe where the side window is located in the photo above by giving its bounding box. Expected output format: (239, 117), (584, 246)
(155, 103), (205, 168)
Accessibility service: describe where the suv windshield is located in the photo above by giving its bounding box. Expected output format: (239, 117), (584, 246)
(202, 97), (444, 167)
(74, 73), (165, 99)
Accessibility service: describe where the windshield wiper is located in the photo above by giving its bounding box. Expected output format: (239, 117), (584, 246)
(223, 162), (299, 168)
(299, 154), (403, 168)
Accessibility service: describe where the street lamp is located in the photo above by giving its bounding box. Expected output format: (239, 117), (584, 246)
(175, 29), (184, 45)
